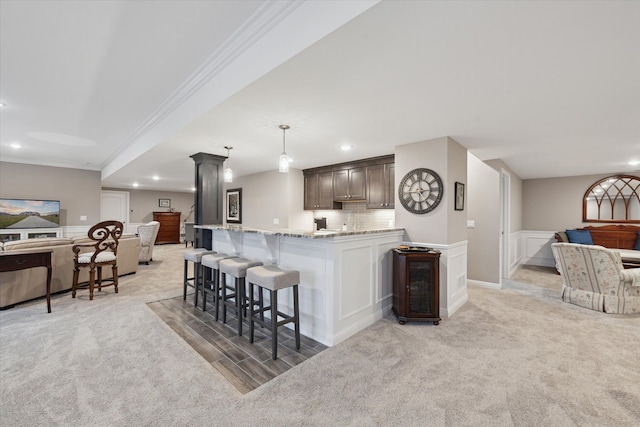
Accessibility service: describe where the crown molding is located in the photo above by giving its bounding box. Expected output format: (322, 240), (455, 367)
(101, 1), (303, 169)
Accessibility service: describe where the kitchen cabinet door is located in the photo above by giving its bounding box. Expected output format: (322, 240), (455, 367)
(304, 172), (336, 210)
(366, 163), (394, 209)
(334, 167), (365, 201)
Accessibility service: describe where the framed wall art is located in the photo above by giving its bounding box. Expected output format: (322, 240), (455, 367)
(226, 188), (242, 224)
(454, 182), (465, 211)
(159, 198), (171, 208)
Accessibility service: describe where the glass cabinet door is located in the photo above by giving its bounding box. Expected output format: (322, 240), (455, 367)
(407, 259), (435, 317)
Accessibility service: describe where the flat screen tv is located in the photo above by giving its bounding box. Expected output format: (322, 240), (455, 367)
(0, 198), (60, 229)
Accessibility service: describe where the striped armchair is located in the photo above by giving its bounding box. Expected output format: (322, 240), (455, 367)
(137, 221), (160, 264)
(551, 243), (640, 314)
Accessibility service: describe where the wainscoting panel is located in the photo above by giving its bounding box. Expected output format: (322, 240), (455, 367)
(520, 231), (556, 267)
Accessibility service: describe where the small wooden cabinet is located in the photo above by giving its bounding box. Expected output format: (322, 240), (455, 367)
(366, 163), (395, 209)
(392, 248), (440, 325)
(304, 171), (337, 210)
(153, 212), (181, 244)
(333, 167), (365, 201)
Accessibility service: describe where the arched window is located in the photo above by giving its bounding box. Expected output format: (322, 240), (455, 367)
(583, 175), (640, 223)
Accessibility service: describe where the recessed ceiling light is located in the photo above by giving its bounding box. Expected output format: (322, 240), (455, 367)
(340, 144), (354, 151)
(132, 182), (139, 187)
(628, 160), (640, 166)
(10, 142), (21, 149)
(152, 175), (159, 181)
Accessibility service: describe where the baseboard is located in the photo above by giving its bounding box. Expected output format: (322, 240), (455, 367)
(441, 292), (468, 318)
(467, 279), (501, 290)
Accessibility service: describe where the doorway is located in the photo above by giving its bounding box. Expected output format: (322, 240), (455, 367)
(101, 190), (130, 232)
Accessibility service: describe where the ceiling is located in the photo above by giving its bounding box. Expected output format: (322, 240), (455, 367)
(1, 1), (639, 193)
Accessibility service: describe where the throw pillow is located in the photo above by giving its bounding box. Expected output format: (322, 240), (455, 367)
(635, 232), (640, 251)
(566, 229), (594, 245)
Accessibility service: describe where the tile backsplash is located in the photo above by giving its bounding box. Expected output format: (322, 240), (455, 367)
(313, 202), (395, 231)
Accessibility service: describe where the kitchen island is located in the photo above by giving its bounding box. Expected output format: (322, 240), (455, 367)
(196, 225), (404, 346)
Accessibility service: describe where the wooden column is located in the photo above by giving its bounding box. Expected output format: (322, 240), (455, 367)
(190, 152), (226, 249)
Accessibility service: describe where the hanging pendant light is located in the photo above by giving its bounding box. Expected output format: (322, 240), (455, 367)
(224, 146), (233, 183)
(279, 124), (290, 173)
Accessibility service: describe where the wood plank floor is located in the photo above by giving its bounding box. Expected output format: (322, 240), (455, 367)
(147, 293), (327, 394)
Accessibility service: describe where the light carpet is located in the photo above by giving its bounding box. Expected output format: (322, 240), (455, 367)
(1, 244), (639, 426)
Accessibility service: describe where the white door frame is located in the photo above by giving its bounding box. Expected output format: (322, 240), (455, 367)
(500, 169), (511, 282)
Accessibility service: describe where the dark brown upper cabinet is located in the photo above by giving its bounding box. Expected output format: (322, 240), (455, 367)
(303, 154), (394, 210)
(333, 167), (365, 201)
(366, 162), (395, 209)
(304, 171), (337, 210)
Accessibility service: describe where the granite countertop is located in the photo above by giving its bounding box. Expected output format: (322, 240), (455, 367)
(194, 224), (404, 239)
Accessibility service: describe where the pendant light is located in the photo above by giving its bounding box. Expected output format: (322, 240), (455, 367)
(223, 146), (233, 183)
(278, 124), (290, 173)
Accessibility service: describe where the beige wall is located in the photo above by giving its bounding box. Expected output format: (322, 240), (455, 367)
(0, 162), (101, 226)
(467, 154), (500, 283)
(522, 173), (618, 231)
(446, 137), (468, 244)
(395, 136), (467, 245)
(224, 168), (312, 229)
(485, 159), (523, 233)
(103, 188), (195, 223)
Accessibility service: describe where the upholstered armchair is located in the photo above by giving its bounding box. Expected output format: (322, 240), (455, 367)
(137, 221), (160, 264)
(551, 243), (640, 314)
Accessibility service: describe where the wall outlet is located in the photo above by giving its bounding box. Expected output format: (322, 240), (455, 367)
(467, 220), (475, 228)
(273, 218), (279, 225)
(80, 215), (87, 221)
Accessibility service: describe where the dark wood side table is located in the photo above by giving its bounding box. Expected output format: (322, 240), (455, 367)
(392, 248), (441, 325)
(0, 250), (53, 313)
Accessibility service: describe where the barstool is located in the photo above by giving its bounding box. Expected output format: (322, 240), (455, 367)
(183, 248), (215, 306)
(201, 253), (238, 318)
(218, 257), (263, 336)
(247, 264), (300, 360)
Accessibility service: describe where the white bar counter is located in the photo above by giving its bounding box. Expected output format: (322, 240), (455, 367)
(196, 225), (404, 346)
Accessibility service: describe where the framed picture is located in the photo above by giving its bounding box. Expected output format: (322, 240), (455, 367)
(159, 198), (171, 208)
(454, 182), (465, 211)
(226, 188), (242, 224)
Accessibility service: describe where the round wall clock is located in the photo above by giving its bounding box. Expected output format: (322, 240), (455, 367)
(398, 168), (444, 214)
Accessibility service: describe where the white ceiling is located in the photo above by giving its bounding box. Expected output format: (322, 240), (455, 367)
(1, 1), (639, 193)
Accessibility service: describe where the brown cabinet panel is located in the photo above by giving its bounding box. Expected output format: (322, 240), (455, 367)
(304, 172), (336, 210)
(366, 163), (394, 209)
(392, 249), (440, 324)
(303, 154), (394, 210)
(153, 212), (181, 244)
(334, 167), (365, 201)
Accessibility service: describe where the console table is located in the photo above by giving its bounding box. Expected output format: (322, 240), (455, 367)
(0, 250), (53, 313)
